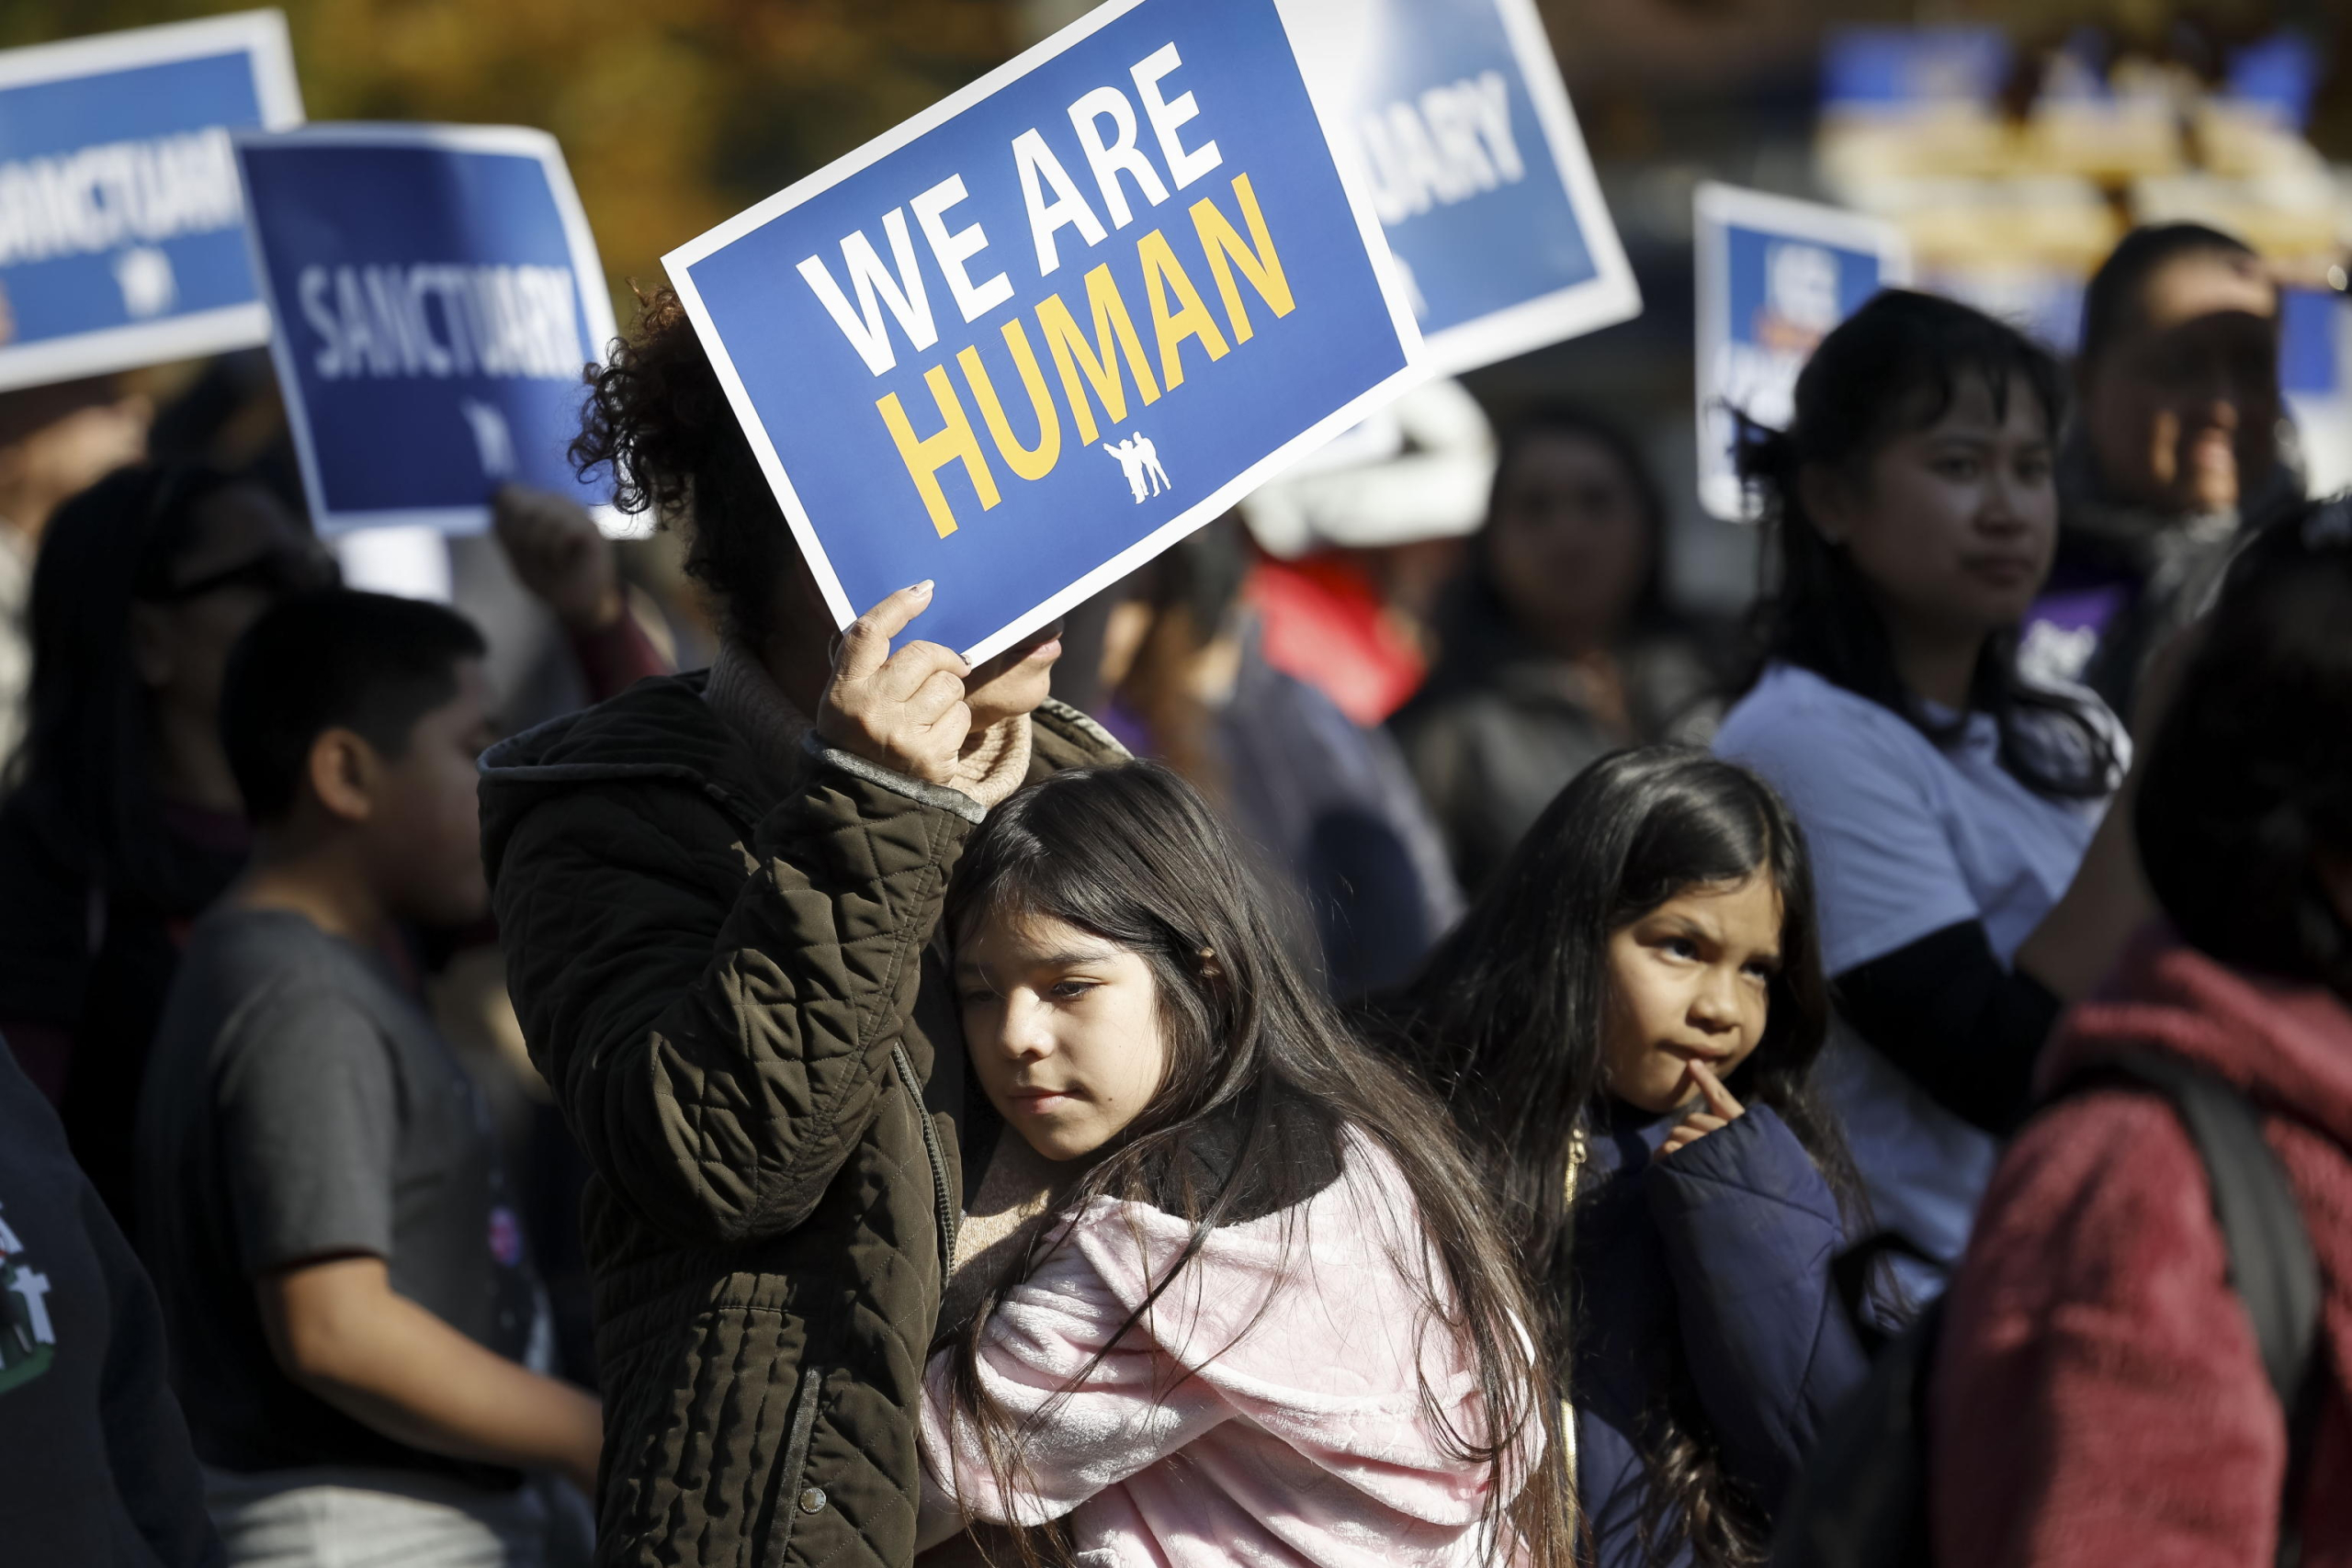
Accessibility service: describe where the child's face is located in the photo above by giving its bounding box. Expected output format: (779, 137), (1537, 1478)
(1600, 874), (1781, 1116)
(362, 659), (497, 928)
(956, 910), (1169, 1163)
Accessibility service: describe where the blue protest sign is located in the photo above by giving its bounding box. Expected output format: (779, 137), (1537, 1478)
(0, 11), (301, 392)
(1278, 0), (1638, 377)
(235, 125), (618, 536)
(663, 0), (1419, 662)
(2282, 285), (2352, 498)
(1694, 183), (1907, 520)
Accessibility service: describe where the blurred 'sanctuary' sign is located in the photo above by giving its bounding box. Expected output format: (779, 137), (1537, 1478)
(0, 11), (301, 392)
(234, 124), (620, 536)
(1277, 0), (1639, 378)
(663, 0), (1419, 662)
(1694, 183), (1909, 522)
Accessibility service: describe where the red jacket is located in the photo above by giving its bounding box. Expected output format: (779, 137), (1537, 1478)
(1932, 935), (2352, 1566)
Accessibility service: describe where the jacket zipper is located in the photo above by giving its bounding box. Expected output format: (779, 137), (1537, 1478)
(763, 1359), (828, 1568)
(893, 1043), (958, 1276)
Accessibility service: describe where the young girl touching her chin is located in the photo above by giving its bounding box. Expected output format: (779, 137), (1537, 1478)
(918, 762), (1570, 1568)
(1387, 748), (1868, 1568)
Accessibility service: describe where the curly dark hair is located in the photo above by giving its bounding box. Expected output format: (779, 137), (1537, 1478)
(2138, 499), (2352, 1001)
(571, 286), (799, 648)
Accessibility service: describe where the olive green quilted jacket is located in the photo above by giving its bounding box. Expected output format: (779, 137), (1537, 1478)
(479, 672), (1121, 1567)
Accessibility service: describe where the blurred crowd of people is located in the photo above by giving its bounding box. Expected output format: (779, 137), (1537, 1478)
(2, 215), (2347, 1568)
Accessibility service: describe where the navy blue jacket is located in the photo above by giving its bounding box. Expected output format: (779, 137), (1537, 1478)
(0, 1036), (220, 1566)
(1570, 1100), (1864, 1566)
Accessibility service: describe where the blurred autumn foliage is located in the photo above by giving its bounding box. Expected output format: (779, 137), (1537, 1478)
(0, 0), (1020, 323)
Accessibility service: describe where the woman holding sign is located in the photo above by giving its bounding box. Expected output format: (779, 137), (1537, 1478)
(479, 289), (1118, 1568)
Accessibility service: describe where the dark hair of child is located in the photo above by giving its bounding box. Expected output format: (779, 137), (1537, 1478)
(1382, 746), (1860, 1565)
(2137, 498), (2352, 1000)
(1734, 289), (2117, 800)
(219, 589), (487, 824)
(936, 761), (1576, 1568)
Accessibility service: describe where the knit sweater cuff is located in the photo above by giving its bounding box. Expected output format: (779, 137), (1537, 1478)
(806, 736), (989, 826)
(797, 708), (1033, 824)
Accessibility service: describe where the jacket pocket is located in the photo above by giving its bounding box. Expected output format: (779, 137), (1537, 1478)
(761, 1359), (829, 1568)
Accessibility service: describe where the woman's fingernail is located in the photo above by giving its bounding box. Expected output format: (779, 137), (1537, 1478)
(910, 580), (934, 594)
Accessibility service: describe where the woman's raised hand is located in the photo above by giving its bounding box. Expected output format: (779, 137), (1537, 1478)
(1654, 1060), (1746, 1162)
(817, 582), (973, 786)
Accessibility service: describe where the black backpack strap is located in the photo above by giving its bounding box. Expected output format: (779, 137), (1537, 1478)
(2052, 1054), (2326, 1566)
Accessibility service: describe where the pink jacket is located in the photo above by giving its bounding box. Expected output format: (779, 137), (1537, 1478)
(920, 1136), (1531, 1566)
(1932, 936), (2352, 1565)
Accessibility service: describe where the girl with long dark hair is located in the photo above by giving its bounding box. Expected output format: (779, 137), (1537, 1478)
(1713, 290), (2151, 1279)
(914, 761), (1568, 1568)
(1385, 747), (1866, 1567)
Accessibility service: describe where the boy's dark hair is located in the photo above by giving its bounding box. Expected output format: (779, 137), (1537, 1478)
(2079, 221), (2264, 369)
(1736, 288), (2119, 802)
(220, 590), (486, 824)
(1383, 744), (1857, 1568)
(2138, 500), (2352, 1000)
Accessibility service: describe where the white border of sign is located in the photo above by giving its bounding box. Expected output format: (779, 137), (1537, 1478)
(662, 0), (1428, 666)
(1412, 0), (1640, 377)
(1693, 181), (1909, 522)
(0, 10), (304, 393)
(232, 121), (624, 537)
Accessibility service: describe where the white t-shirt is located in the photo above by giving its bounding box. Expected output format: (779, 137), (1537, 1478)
(1713, 662), (2123, 1269)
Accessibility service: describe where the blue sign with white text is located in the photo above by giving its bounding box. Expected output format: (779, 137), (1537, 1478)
(1280, 0), (1637, 377)
(237, 127), (616, 535)
(1351, 2), (1593, 329)
(1694, 184), (1905, 519)
(667, 0), (1417, 660)
(1723, 223), (1885, 356)
(0, 13), (301, 390)
(2281, 286), (2340, 397)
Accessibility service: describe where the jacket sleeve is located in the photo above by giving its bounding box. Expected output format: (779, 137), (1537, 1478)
(85, 1181), (223, 1568)
(567, 611), (672, 703)
(1644, 1106), (1866, 1511)
(493, 747), (978, 1247)
(1930, 1092), (2290, 1568)
(1834, 919), (2064, 1135)
(919, 1229), (1231, 1526)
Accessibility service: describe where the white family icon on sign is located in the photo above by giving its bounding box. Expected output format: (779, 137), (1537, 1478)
(460, 398), (517, 479)
(1102, 433), (1169, 502)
